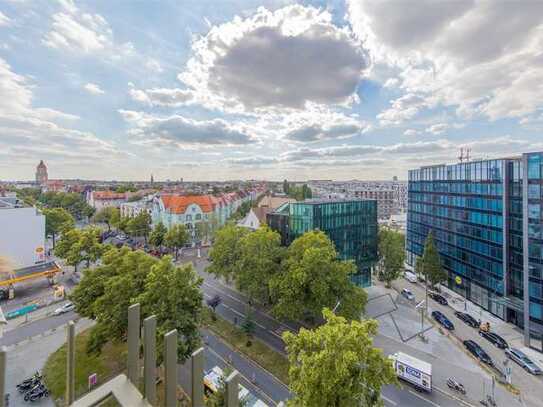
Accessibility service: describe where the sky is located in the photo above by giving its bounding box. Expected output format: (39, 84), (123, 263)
(1, 0), (543, 182)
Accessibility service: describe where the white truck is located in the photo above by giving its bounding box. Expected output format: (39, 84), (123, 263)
(389, 352), (432, 392)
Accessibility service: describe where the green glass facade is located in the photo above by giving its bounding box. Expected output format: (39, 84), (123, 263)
(268, 199), (378, 287)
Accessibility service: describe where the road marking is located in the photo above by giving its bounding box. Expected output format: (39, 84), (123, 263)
(382, 395), (397, 406)
(408, 390), (441, 407)
(205, 338), (281, 406)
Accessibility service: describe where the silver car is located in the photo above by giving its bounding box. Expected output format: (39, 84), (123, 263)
(54, 301), (75, 315)
(505, 347), (542, 375)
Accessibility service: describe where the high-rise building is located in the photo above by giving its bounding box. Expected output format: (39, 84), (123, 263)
(268, 199), (378, 287)
(406, 153), (543, 348)
(35, 160), (48, 185)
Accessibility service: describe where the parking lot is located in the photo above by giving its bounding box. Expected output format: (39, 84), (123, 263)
(392, 276), (543, 407)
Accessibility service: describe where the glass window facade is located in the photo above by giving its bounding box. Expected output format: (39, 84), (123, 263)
(268, 199), (378, 287)
(407, 154), (543, 342)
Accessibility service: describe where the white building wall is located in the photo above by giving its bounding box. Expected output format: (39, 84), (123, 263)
(0, 207), (46, 269)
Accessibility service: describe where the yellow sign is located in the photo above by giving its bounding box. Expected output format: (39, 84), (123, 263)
(35, 247), (44, 253)
(455, 276), (462, 285)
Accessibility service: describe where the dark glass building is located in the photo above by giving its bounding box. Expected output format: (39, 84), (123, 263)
(267, 199), (378, 287)
(407, 153), (543, 349)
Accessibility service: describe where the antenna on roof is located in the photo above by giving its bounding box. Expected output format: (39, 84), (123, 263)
(465, 148), (471, 162)
(458, 148), (464, 163)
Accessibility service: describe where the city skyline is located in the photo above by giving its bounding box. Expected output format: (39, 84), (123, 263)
(1, 0), (543, 181)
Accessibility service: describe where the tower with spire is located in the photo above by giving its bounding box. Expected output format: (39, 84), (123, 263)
(35, 160), (48, 185)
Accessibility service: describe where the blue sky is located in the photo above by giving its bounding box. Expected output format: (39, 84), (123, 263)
(1, 0), (542, 181)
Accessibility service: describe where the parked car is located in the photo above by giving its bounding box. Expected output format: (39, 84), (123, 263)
(454, 311), (479, 328)
(404, 271), (418, 283)
(479, 330), (508, 349)
(505, 348), (542, 375)
(463, 340), (493, 366)
(431, 310), (454, 330)
(53, 302), (75, 315)
(401, 288), (415, 301)
(428, 292), (448, 306)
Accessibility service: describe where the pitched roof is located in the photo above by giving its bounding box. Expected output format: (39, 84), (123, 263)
(258, 195), (295, 210)
(160, 194), (216, 214)
(93, 191), (127, 200)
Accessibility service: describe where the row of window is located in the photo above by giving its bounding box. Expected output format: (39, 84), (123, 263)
(407, 212), (503, 244)
(409, 160), (504, 182)
(407, 230), (503, 278)
(409, 181), (504, 196)
(527, 153), (543, 180)
(409, 202), (504, 228)
(409, 193), (502, 212)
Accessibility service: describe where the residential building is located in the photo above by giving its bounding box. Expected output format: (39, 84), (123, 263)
(406, 153), (543, 349)
(237, 208), (261, 230)
(87, 190), (129, 210)
(0, 204), (46, 269)
(309, 180), (407, 219)
(120, 196), (154, 218)
(268, 199), (378, 287)
(152, 188), (264, 234)
(35, 160), (48, 186)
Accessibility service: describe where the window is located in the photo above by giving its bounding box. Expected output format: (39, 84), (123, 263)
(528, 204), (540, 220)
(195, 214), (201, 220)
(186, 214), (192, 221)
(528, 184), (541, 200)
(528, 154), (541, 180)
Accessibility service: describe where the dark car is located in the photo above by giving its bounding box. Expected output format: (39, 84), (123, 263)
(206, 295), (222, 310)
(479, 330), (508, 349)
(463, 340), (493, 366)
(454, 311), (479, 328)
(428, 292), (448, 306)
(431, 310), (454, 330)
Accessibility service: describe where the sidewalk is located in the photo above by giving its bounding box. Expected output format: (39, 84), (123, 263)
(388, 277), (543, 407)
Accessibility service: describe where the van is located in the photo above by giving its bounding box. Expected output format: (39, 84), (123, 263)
(404, 271), (418, 283)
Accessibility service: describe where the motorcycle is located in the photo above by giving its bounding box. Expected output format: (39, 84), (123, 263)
(23, 383), (46, 401)
(26, 386), (49, 402)
(447, 377), (466, 395)
(16, 372), (42, 390)
(17, 377), (42, 394)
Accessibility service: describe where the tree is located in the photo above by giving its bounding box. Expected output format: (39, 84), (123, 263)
(236, 226), (283, 304)
(420, 231), (446, 288)
(54, 227), (104, 272)
(43, 207), (75, 248)
(54, 229), (84, 272)
(39, 191), (94, 220)
(164, 224), (189, 260)
(138, 258), (203, 362)
(92, 207), (119, 232)
(127, 212), (152, 242)
(377, 229), (405, 288)
(283, 308), (397, 407)
(270, 230), (367, 323)
(207, 225), (249, 282)
(241, 312), (256, 347)
(149, 222), (167, 249)
(283, 179), (289, 194)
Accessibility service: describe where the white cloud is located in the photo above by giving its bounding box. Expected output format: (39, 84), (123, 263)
(145, 58), (163, 73)
(377, 93), (430, 126)
(120, 111), (257, 147)
(403, 129), (419, 137)
(284, 121), (368, 143)
(129, 87), (193, 107)
(348, 0), (543, 121)
(383, 78), (399, 88)
(0, 11), (12, 26)
(0, 57), (123, 166)
(84, 82), (104, 95)
(178, 5), (368, 113)
(425, 123), (448, 135)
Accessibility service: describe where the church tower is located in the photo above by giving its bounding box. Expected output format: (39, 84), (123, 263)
(35, 160), (48, 185)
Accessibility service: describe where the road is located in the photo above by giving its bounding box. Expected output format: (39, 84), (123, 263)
(393, 278), (543, 407)
(189, 254), (465, 407)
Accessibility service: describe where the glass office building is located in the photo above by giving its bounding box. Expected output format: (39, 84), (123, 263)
(407, 153), (543, 349)
(267, 199), (378, 287)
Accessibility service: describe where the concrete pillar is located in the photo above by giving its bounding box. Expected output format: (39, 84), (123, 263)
(143, 316), (157, 405)
(127, 303), (141, 386)
(225, 370), (239, 407)
(164, 329), (178, 407)
(0, 347), (6, 407)
(191, 348), (204, 407)
(66, 321), (76, 405)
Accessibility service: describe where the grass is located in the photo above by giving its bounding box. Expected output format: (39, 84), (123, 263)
(43, 329), (127, 404)
(205, 311), (290, 385)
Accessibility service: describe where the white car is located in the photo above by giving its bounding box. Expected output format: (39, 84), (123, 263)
(54, 302), (75, 315)
(404, 271), (418, 283)
(401, 288), (415, 301)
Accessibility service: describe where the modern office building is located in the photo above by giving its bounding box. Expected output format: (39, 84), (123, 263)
(268, 199), (378, 287)
(406, 152), (543, 349)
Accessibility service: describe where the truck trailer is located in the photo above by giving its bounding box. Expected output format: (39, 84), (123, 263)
(389, 352), (432, 392)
